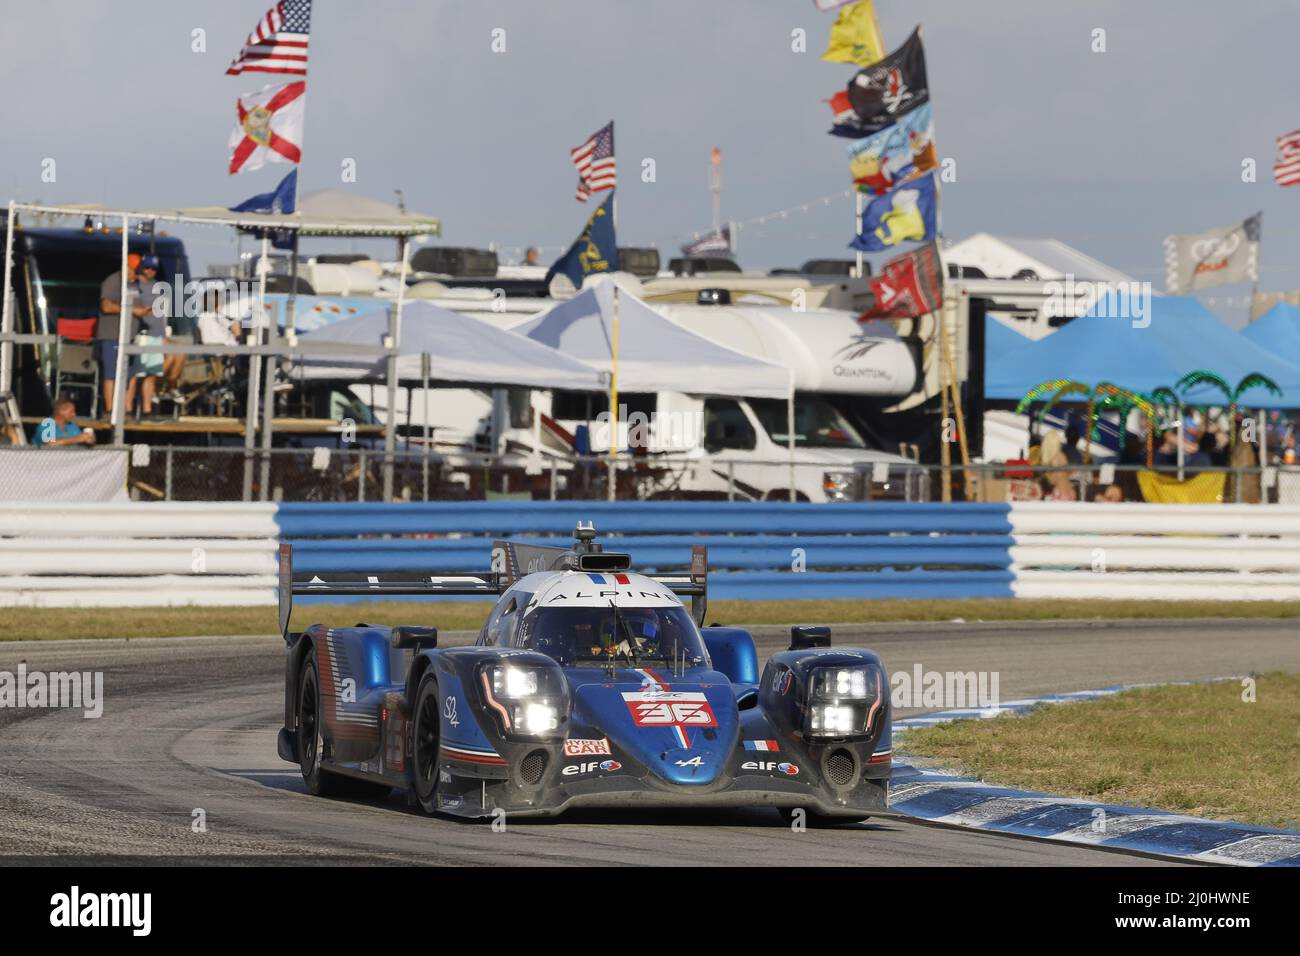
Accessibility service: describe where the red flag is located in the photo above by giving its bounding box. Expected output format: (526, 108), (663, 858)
(859, 242), (944, 320)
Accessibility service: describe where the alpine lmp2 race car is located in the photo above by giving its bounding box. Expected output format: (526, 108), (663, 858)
(275, 523), (893, 822)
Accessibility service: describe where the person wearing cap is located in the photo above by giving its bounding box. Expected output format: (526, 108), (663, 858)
(131, 254), (167, 417)
(97, 254), (150, 416)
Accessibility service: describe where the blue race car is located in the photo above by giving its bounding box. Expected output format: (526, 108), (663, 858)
(275, 523), (893, 822)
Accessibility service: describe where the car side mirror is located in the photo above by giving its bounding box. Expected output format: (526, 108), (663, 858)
(391, 625), (438, 650)
(789, 625), (831, 651)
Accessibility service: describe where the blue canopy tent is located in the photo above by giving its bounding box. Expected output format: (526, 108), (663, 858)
(985, 315), (1032, 365)
(1242, 303), (1300, 364)
(986, 296), (1300, 409)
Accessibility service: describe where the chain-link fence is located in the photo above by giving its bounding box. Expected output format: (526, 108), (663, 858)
(4, 444), (1299, 503)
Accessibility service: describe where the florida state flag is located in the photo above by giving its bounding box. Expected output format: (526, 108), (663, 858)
(859, 242), (944, 320)
(228, 81), (305, 174)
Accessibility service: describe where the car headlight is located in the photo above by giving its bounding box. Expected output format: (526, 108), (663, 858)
(480, 663), (565, 738)
(822, 471), (856, 502)
(805, 665), (883, 739)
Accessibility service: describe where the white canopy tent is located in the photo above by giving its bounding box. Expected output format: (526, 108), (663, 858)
(514, 275), (797, 499)
(294, 301), (605, 391)
(514, 277), (791, 399)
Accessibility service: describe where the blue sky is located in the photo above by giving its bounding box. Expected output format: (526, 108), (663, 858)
(3, 0), (1298, 320)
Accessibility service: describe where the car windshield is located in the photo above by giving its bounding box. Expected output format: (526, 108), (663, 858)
(520, 605), (708, 667)
(748, 397), (867, 448)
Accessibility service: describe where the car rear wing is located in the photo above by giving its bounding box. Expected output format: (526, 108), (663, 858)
(277, 543), (504, 639)
(492, 538), (709, 627)
(654, 543), (709, 627)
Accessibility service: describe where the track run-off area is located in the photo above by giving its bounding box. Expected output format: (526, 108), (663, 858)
(0, 619), (1295, 866)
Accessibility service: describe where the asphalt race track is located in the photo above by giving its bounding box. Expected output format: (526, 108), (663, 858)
(0, 620), (1295, 866)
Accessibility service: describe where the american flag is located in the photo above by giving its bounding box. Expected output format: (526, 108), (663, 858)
(1274, 129), (1300, 187)
(571, 121), (616, 202)
(227, 0), (312, 76)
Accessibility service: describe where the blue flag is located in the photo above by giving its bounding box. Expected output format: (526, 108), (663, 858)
(547, 191), (619, 289)
(849, 172), (937, 252)
(229, 168), (298, 214)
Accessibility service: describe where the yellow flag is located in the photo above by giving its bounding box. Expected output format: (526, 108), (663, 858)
(821, 1), (886, 67)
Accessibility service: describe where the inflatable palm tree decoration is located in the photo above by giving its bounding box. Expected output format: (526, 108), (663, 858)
(1090, 382), (1156, 466)
(1175, 370), (1281, 459)
(1016, 379), (1090, 416)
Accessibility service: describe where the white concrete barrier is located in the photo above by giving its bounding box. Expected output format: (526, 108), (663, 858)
(0, 502), (279, 538)
(0, 503), (277, 608)
(0, 575), (276, 608)
(1013, 570), (1300, 601)
(1008, 502), (1300, 600)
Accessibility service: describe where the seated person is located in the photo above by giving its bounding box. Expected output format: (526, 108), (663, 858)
(32, 399), (96, 447)
(196, 287), (244, 346)
(1097, 483), (1124, 502)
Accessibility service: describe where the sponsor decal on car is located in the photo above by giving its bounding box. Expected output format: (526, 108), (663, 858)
(562, 759), (622, 776)
(622, 691), (716, 727)
(622, 690), (717, 749)
(564, 737), (612, 756)
(744, 739), (780, 752)
(742, 760), (799, 776)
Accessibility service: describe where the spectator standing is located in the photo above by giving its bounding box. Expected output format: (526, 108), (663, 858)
(96, 254), (149, 416)
(131, 255), (167, 418)
(32, 398), (95, 447)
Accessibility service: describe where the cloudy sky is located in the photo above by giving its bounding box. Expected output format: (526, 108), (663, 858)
(3, 0), (1298, 319)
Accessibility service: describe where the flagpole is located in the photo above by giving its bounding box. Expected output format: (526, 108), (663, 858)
(609, 184), (620, 501)
(286, 86), (305, 342)
(608, 282), (619, 502)
(854, 190), (865, 278)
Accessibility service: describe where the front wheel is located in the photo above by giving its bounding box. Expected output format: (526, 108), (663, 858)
(411, 670), (443, 815)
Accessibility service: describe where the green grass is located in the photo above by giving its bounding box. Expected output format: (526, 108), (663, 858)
(900, 673), (1300, 830)
(3, 597), (1299, 642)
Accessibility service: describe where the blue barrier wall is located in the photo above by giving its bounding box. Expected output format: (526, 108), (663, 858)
(278, 501), (1017, 601)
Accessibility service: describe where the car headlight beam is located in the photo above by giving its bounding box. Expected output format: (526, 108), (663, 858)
(804, 664), (882, 740)
(481, 663), (565, 740)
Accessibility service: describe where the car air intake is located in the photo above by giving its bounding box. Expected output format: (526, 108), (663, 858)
(789, 625), (832, 650)
(825, 748), (857, 788)
(520, 750), (548, 786)
(575, 552), (632, 572)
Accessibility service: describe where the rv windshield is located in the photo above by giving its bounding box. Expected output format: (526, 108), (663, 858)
(748, 397), (866, 449)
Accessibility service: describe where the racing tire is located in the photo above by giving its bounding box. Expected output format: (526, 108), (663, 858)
(410, 669), (443, 815)
(298, 651), (391, 801)
(776, 807), (869, 828)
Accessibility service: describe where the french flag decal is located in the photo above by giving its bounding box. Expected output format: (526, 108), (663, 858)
(744, 740), (780, 752)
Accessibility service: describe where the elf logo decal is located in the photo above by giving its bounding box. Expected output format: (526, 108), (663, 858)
(562, 759), (621, 776)
(742, 760), (799, 776)
(564, 737), (612, 756)
(623, 690), (716, 749)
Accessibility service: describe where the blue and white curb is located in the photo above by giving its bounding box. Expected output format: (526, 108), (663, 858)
(890, 684), (1300, 867)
